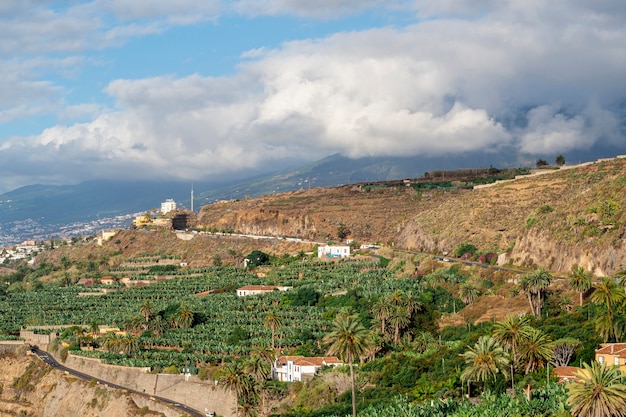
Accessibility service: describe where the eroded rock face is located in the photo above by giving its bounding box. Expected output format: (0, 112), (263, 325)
(390, 159), (626, 275)
(0, 349), (181, 417)
(510, 228), (626, 277)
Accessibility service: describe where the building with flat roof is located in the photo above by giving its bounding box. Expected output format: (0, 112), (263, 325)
(161, 199), (177, 214)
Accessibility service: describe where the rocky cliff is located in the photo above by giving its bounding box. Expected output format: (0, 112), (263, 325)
(0, 346), (183, 417)
(198, 157), (626, 276)
(396, 158), (626, 276)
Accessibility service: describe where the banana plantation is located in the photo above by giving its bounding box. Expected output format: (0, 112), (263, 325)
(2, 250), (624, 417)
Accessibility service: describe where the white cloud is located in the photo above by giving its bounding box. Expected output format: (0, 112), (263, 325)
(232, 0), (391, 18)
(1, 0), (626, 191)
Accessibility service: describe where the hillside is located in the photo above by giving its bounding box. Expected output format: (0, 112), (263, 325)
(0, 346), (179, 417)
(197, 157), (626, 276)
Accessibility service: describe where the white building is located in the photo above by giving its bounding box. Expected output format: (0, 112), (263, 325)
(273, 356), (343, 382)
(236, 285), (292, 297)
(161, 199), (177, 214)
(317, 245), (350, 259)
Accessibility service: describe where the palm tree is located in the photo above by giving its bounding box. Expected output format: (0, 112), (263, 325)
(493, 314), (533, 390)
(519, 268), (553, 317)
(459, 283), (481, 305)
(243, 354), (271, 381)
(591, 277), (626, 342)
(371, 298), (390, 334)
(460, 335), (510, 394)
(570, 266), (592, 307)
(385, 290), (421, 344)
(264, 311), (282, 350)
(567, 361), (626, 417)
(519, 328), (554, 374)
(139, 300), (154, 325)
(220, 362), (258, 417)
(148, 315), (168, 336)
(323, 311), (373, 417)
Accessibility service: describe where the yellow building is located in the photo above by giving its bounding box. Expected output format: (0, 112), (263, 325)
(595, 343), (626, 371)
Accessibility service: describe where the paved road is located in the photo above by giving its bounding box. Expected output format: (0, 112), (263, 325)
(30, 346), (206, 417)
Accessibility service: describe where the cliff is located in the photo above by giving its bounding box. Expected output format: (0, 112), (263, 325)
(198, 157), (626, 276)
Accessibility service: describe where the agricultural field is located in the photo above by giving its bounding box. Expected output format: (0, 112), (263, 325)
(1, 259), (437, 369)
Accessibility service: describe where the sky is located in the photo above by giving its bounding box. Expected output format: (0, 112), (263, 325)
(1, 0), (625, 193)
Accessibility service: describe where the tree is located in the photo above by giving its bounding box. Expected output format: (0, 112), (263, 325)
(371, 298), (390, 334)
(337, 223), (351, 240)
(454, 242), (478, 258)
(460, 335), (510, 394)
(519, 268), (553, 317)
(264, 311), (282, 350)
(536, 159), (549, 167)
(568, 361), (626, 417)
(555, 154), (566, 166)
(246, 250), (270, 267)
(459, 283), (480, 305)
(519, 328), (554, 374)
(570, 266), (592, 307)
(493, 314), (533, 389)
(591, 278), (626, 342)
(384, 290), (421, 344)
(243, 354), (271, 381)
(219, 362), (258, 417)
(551, 338), (581, 367)
(139, 301), (154, 325)
(323, 311), (374, 417)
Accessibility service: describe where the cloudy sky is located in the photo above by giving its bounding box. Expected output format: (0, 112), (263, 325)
(1, 1), (625, 193)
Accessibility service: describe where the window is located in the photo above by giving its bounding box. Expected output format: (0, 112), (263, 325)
(598, 356), (605, 365)
(615, 356), (620, 365)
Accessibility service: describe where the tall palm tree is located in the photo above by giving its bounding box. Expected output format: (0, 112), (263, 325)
(591, 277), (626, 342)
(570, 266), (592, 307)
(220, 362), (258, 417)
(385, 290), (421, 344)
(519, 268), (553, 317)
(519, 328), (554, 374)
(371, 298), (390, 334)
(323, 311), (373, 417)
(493, 314), (533, 389)
(460, 335), (510, 394)
(264, 311), (282, 350)
(567, 361), (626, 417)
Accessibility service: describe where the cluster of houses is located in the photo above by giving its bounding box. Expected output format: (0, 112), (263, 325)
(0, 241), (39, 264)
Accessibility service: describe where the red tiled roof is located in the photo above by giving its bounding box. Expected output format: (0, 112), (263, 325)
(554, 366), (580, 381)
(237, 285), (279, 291)
(276, 355), (342, 367)
(596, 343), (626, 357)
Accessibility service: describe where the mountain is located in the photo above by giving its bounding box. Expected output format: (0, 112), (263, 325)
(0, 150), (613, 245)
(0, 153), (506, 244)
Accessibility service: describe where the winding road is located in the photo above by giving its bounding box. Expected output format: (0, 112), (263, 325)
(29, 346), (207, 417)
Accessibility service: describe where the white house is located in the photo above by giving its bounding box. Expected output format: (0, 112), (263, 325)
(273, 356), (343, 382)
(236, 285), (292, 297)
(160, 198), (177, 214)
(317, 245), (350, 259)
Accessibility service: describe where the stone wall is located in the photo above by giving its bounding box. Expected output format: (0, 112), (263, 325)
(63, 353), (235, 417)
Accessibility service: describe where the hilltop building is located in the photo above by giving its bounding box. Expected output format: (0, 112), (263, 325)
(161, 199), (177, 214)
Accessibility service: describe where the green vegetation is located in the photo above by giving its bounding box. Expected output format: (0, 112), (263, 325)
(2, 243), (626, 416)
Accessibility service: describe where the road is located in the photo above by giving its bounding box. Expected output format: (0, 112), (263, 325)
(30, 346), (207, 417)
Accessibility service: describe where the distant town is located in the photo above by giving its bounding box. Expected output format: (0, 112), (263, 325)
(0, 212), (139, 248)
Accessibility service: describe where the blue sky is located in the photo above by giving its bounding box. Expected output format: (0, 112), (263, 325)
(1, 0), (625, 193)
